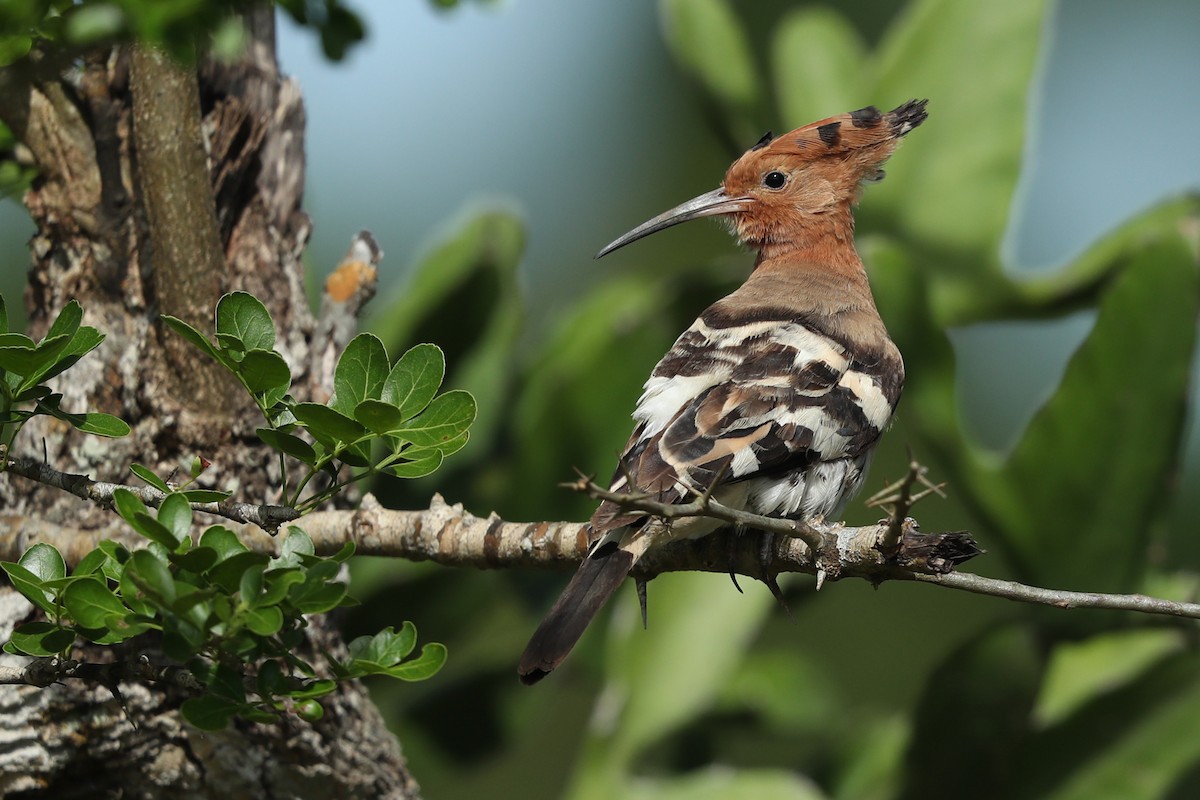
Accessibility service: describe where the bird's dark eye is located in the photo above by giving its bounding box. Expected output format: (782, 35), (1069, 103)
(763, 171), (787, 190)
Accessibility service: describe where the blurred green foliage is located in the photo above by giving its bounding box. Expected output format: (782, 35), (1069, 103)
(0, 0), (364, 64)
(350, 1), (1200, 798)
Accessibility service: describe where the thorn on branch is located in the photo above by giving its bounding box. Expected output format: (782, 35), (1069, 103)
(867, 457), (946, 552)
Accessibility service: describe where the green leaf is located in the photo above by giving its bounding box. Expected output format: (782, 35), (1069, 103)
(161, 315), (222, 362)
(62, 578), (129, 629)
(130, 463), (171, 492)
(208, 551), (270, 593)
(660, 0), (759, 111)
(239, 564), (264, 603)
(1, 561), (56, 614)
(623, 769), (826, 800)
(367, 212), (525, 453)
(74, 548), (110, 577)
(287, 679), (337, 700)
(603, 570), (776, 767)
(348, 622), (417, 667)
(181, 696), (241, 731)
(128, 549), (177, 604)
(771, 7), (866, 127)
(276, 526), (315, 566)
(868, 0), (1048, 258)
(292, 402), (366, 446)
(384, 642), (447, 681)
(44, 299), (83, 344)
(20, 542), (66, 582)
(131, 511), (181, 550)
(966, 236), (1199, 592)
(70, 412), (130, 438)
(386, 449), (443, 479)
(239, 349), (291, 395)
(256, 427), (317, 465)
(243, 606), (284, 636)
(259, 569), (306, 606)
(1013, 652), (1200, 799)
(111, 487), (147, 522)
(215, 291), (275, 352)
(97, 541), (131, 565)
(353, 399), (403, 434)
(0, 333), (39, 374)
(22, 325), (105, 388)
(389, 390), (476, 448)
(200, 526), (248, 560)
(158, 493), (193, 542)
(171, 547), (219, 574)
(180, 489), (233, 503)
(330, 333), (389, 416)
(8, 621), (76, 657)
(1034, 629), (1180, 728)
(381, 343), (444, 420)
(289, 582), (346, 615)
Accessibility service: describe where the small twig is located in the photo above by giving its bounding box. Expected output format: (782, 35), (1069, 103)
(910, 571), (1200, 619)
(3, 456), (299, 532)
(565, 474), (827, 555)
(866, 457), (946, 551)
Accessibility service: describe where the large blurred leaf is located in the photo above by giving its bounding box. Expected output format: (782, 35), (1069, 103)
(370, 211), (524, 457)
(659, 0), (759, 115)
(566, 572), (776, 799)
(868, 0), (1048, 263)
(1032, 628), (1181, 727)
(964, 235), (1198, 591)
(899, 624), (1044, 800)
(1013, 651), (1200, 799)
(505, 274), (678, 520)
(625, 767), (827, 800)
(771, 8), (866, 128)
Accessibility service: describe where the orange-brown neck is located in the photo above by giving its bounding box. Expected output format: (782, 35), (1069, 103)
(748, 203), (864, 278)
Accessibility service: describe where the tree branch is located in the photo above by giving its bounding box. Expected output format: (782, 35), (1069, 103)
(6, 468), (1200, 624)
(2, 455), (299, 532)
(0, 655), (203, 692)
(130, 41), (241, 415)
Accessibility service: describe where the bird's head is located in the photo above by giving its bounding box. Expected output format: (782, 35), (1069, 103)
(597, 99), (928, 257)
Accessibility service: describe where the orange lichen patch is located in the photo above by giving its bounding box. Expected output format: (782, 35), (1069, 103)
(325, 259), (378, 303)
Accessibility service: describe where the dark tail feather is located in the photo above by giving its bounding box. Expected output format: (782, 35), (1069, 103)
(518, 542), (635, 685)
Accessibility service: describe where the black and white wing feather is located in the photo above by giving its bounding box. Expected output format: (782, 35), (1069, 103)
(592, 307), (903, 536)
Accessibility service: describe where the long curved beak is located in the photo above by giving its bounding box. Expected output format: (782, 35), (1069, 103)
(595, 188), (750, 259)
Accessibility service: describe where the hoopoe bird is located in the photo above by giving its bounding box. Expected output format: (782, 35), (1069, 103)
(518, 100), (928, 685)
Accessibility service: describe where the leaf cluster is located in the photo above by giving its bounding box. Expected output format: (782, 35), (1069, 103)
(0, 296), (130, 453)
(1, 490), (445, 730)
(164, 292), (475, 511)
(0, 0), (365, 65)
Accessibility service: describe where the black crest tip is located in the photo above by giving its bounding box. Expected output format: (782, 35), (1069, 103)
(888, 99), (929, 136)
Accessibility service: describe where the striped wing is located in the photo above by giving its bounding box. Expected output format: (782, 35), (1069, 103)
(592, 311), (901, 535)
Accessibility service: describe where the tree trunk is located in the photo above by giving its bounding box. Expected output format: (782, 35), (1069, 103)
(0, 11), (418, 798)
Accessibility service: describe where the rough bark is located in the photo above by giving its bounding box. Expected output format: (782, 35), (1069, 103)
(0, 11), (418, 798)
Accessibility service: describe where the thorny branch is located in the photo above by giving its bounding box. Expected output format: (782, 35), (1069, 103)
(6, 457), (1200, 632)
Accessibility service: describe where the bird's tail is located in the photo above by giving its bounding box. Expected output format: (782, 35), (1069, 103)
(518, 538), (637, 685)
